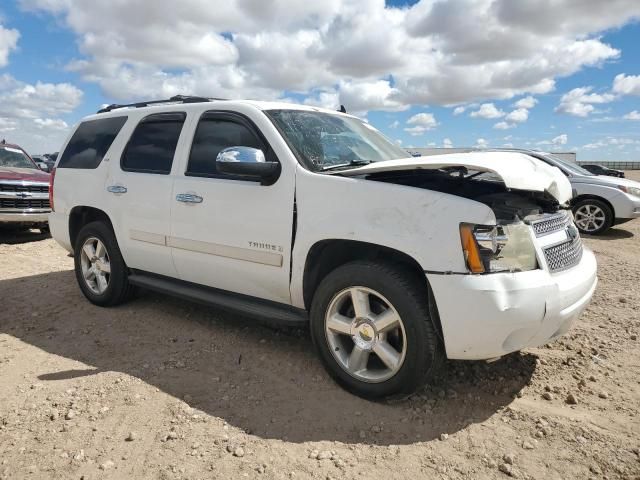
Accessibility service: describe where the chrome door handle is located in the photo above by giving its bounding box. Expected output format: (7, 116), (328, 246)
(176, 193), (203, 204)
(107, 185), (127, 194)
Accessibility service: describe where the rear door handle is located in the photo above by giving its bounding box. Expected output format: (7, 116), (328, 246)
(107, 185), (127, 194)
(176, 193), (203, 204)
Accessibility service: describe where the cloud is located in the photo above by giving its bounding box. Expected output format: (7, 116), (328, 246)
(505, 107), (530, 123)
(19, 0), (634, 110)
(475, 138), (488, 148)
(513, 96), (537, 109)
(389, 120), (400, 128)
(552, 134), (568, 145)
(555, 86), (615, 117)
(443, 138), (453, 148)
(494, 121), (515, 130)
(404, 112), (438, 136)
(612, 73), (640, 96)
(623, 110), (640, 120)
(0, 25), (20, 67)
(0, 74), (83, 152)
(470, 103), (505, 119)
(452, 106), (466, 115)
(582, 136), (640, 150)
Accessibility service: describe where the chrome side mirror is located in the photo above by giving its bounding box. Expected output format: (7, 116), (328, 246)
(216, 146), (280, 182)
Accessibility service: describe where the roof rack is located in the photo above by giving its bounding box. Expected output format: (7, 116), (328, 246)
(97, 95), (227, 114)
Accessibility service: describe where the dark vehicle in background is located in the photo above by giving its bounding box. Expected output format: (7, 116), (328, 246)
(32, 155), (55, 172)
(0, 142), (51, 233)
(581, 164), (625, 178)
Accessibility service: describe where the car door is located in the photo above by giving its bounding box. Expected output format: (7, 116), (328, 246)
(169, 110), (295, 304)
(104, 112), (188, 278)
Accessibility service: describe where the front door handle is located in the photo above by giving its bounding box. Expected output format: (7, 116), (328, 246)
(107, 185), (127, 194)
(176, 193), (203, 204)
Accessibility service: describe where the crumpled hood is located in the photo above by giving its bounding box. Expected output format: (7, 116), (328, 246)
(332, 151), (573, 204)
(0, 166), (50, 182)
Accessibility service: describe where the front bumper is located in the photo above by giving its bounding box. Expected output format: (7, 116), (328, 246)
(616, 195), (640, 219)
(427, 247), (597, 360)
(0, 210), (50, 223)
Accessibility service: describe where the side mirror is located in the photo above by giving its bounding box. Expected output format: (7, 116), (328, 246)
(216, 147), (280, 182)
(37, 162), (50, 172)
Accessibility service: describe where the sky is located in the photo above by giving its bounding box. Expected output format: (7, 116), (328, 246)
(0, 0), (639, 160)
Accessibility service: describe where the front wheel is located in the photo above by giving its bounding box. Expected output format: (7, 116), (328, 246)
(572, 198), (613, 235)
(310, 261), (443, 400)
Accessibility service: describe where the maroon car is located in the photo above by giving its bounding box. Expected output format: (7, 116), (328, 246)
(0, 141), (51, 232)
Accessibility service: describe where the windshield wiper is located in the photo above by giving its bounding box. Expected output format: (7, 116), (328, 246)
(321, 159), (371, 172)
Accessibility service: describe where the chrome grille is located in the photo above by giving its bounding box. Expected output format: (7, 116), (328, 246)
(0, 198), (50, 209)
(0, 182), (48, 193)
(529, 212), (570, 237)
(543, 235), (583, 272)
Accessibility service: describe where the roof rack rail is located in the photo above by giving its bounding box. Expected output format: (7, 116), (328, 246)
(97, 95), (227, 114)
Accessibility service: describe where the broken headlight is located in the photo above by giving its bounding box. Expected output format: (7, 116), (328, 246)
(459, 223), (538, 273)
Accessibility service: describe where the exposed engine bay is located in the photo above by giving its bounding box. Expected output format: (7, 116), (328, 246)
(366, 167), (565, 223)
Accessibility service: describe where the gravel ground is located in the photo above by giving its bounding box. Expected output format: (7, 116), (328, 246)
(1, 172), (639, 480)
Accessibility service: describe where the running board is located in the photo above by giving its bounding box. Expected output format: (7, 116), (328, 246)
(128, 271), (308, 327)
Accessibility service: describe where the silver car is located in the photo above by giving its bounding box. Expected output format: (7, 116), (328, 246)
(514, 151), (640, 235)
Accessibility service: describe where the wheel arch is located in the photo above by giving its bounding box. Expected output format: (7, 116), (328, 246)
(302, 239), (443, 339)
(69, 206), (115, 250)
(572, 194), (615, 218)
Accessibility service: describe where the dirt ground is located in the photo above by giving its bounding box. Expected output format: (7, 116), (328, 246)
(1, 173), (639, 480)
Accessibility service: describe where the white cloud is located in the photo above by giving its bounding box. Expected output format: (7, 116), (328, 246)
(494, 121), (515, 130)
(505, 107), (529, 123)
(623, 110), (640, 120)
(612, 73), (640, 96)
(389, 120), (400, 129)
(582, 136), (640, 150)
(0, 75), (83, 152)
(452, 106), (465, 115)
(470, 103), (504, 119)
(404, 112), (438, 135)
(513, 96), (537, 109)
(18, 0), (635, 110)
(0, 25), (19, 67)
(555, 86), (615, 117)
(475, 138), (488, 148)
(443, 138), (453, 148)
(552, 134), (568, 146)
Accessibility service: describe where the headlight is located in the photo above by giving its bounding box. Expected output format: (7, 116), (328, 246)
(459, 223), (538, 273)
(618, 185), (640, 198)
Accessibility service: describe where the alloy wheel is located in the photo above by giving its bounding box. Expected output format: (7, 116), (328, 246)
(80, 236), (111, 294)
(574, 204), (606, 233)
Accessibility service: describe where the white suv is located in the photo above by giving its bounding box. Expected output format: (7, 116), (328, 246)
(49, 96), (597, 399)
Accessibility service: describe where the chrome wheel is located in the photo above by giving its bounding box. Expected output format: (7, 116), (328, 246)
(574, 204), (606, 232)
(80, 237), (111, 294)
(324, 286), (406, 383)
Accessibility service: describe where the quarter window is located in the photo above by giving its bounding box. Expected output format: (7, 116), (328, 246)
(58, 116), (127, 169)
(187, 118), (263, 177)
(121, 113), (186, 174)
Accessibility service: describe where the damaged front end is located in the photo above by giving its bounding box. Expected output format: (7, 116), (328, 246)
(366, 166), (577, 274)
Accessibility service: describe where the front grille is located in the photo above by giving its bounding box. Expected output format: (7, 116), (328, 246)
(530, 212), (570, 237)
(0, 199), (50, 209)
(543, 235), (583, 273)
(0, 183), (48, 193)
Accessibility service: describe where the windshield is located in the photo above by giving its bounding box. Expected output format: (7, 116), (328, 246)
(266, 109), (409, 171)
(0, 146), (36, 169)
(543, 153), (594, 176)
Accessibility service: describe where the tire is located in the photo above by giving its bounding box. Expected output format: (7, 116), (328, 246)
(310, 261), (443, 400)
(572, 198), (614, 235)
(73, 221), (135, 307)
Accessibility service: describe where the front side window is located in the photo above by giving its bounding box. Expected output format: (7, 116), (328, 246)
(121, 112), (186, 174)
(0, 146), (36, 169)
(266, 109), (409, 172)
(58, 116), (127, 169)
(187, 117), (263, 177)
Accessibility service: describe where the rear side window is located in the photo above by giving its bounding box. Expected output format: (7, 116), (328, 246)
(121, 112), (186, 174)
(58, 116), (127, 169)
(187, 118), (263, 177)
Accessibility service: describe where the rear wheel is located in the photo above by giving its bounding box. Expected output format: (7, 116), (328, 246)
(572, 198), (613, 235)
(310, 261), (443, 400)
(74, 221), (135, 306)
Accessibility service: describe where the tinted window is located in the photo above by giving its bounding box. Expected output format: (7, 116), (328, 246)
(58, 116), (127, 169)
(121, 113), (186, 174)
(187, 119), (262, 176)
